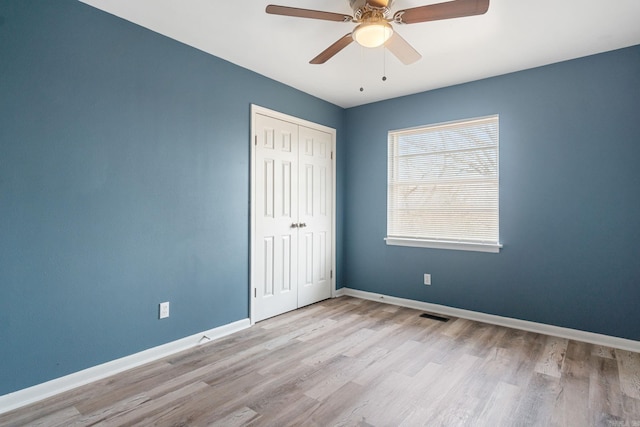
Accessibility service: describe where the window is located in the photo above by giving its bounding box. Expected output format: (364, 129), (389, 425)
(386, 115), (501, 253)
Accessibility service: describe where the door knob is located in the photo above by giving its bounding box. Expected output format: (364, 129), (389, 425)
(291, 223), (299, 228)
(300, 223), (307, 228)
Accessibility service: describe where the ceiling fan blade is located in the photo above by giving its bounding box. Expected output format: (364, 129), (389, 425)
(385, 32), (421, 65)
(266, 5), (352, 22)
(395, 0), (489, 24)
(310, 34), (354, 64)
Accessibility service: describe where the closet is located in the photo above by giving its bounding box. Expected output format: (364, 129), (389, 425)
(251, 106), (335, 322)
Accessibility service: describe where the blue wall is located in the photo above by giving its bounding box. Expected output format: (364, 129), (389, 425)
(343, 45), (640, 341)
(0, 1), (344, 395)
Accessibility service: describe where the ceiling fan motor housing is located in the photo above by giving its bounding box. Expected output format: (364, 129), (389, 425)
(349, 0), (394, 8)
(350, 0), (394, 16)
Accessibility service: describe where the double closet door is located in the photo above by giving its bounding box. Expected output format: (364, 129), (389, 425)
(252, 108), (334, 322)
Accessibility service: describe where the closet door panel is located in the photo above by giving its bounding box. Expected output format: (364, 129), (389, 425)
(297, 126), (332, 308)
(254, 114), (299, 322)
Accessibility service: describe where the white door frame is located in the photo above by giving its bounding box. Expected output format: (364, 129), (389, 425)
(249, 104), (337, 325)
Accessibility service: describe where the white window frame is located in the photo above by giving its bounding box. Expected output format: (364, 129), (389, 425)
(386, 115), (502, 253)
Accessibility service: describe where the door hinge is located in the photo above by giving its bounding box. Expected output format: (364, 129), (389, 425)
(254, 135), (258, 146)
(254, 288), (257, 298)
(331, 151), (333, 160)
(330, 270), (333, 279)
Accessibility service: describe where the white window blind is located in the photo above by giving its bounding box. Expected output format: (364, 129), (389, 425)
(386, 115), (501, 252)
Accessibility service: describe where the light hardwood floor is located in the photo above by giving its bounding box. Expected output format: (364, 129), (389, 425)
(2, 296), (640, 426)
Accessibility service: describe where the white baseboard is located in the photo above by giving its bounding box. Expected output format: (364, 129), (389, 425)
(340, 288), (640, 353)
(0, 318), (251, 415)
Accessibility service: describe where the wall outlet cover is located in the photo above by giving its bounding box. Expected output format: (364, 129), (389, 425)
(159, 302), (170, 319)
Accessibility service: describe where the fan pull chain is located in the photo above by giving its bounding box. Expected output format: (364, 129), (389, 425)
(359, 45), (365, 92)
(382, 46), (387, 82)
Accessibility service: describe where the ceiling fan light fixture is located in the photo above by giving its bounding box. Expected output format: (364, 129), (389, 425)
(352, 21), (393, 48)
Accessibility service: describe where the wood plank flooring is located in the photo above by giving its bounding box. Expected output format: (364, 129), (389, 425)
(2, 296), (640, 426)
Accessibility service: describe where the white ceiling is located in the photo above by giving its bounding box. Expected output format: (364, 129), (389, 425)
(79, 0), (640, 108)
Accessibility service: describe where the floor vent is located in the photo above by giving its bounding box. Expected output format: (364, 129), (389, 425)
(420, 313), (450, 322)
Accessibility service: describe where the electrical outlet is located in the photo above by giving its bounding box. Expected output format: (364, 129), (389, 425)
(159, 301), (170, 319)
(423, 273), (431, 286)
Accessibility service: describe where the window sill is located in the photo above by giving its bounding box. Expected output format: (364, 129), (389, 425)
(384, 237), (502, 253)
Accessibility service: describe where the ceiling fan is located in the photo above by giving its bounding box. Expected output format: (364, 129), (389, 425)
(266, 0), (489, 65)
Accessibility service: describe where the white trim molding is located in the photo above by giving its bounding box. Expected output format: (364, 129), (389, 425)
(0, 318), (251, 415)
(385, 237), (502, 253)
(334, 287), (347, 298)
(340, 288), (640, 353)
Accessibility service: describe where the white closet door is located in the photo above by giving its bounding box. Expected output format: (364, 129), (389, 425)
(252, 109), (334, 322)
(297, 125), (333, 307)
(254, 114), (299, 322)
